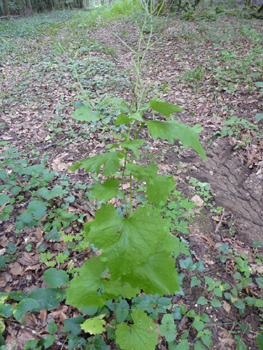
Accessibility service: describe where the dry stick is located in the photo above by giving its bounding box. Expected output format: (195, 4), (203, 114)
(215, 208), (225, 235)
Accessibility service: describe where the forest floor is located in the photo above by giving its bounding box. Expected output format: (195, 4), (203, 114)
(0, 7), (263, 350)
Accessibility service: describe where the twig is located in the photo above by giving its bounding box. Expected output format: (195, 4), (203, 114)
(215, 208), (225, 234)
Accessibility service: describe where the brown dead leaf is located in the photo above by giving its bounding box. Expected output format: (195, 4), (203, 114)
(22, 313), (38, 328)
(40, 309), (47, 326)
(9, 262), (23, 276)
(250, 263), (263, 275)
(0, 273), (12, 288)
(191, 194), (204, 207)
(25, 264), (41, 272)
(222, 301), (231, 314)
(17, 252), (40, 266)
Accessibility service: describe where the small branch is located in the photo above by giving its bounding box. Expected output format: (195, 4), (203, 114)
(215, 208), (225, 234)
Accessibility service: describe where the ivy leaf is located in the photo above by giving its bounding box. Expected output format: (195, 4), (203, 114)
(233, 300), (245, 310)
(194, 341), (206, 350)
(256, 331), (263, 350)
(48, 320), (58, 334)
(44, 335), (55, 349)
(146, 121), (207, 160)
(63, 315), (85, 335)
(81, 314), (106, 335)
(149, 100), (184, 117)
(85, 204), (176, 280)
(67, 152), (123, 176)
(173, 339), (190, 350)
(116, 308), (157, 350)
(13, 298), (39, 322)
(116, 300), (129, 322)
(72, 107), (100, 122)
(43, 269), (69, 288)
(18, 211), (33, 224)
(0, 194), (9, 205)
(91, 179), (120, 202)
(159, 314), (177, 342)
(197, 297), (207, 305)
(28, 201), (47, 218)
(211, 299), (222, 307)
(256, 277), (263, 288)
(0, 169), (7, 181)
(120, 140), (145, 160)
(0, 303), (13, 317)
(28, 288), (66, 311)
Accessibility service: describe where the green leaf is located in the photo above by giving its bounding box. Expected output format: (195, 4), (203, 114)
(0, 194), (9, 205)
(18, 211), (33, 224)
(214, 288), (222, 297)
(233, 299), (245, 310)
(85, 204), (178, 293)
(44, 335), (55, 349)
(255, 113), (263, 120)
(255, 82), (263, 88)
(124, 252), (179, 295)
(190, 276), (201, 287)
(127, 164), (175, 204)
(0, 303), (13, 317)
(146, 121), (207, 160)
(68, 152), (123, 176)
(194, 341), (206, 350)
(201, 334), (213, 347)
(173, 339), (190, 350)
(115, 115), (131, 126)
(116, 308), (157, 350)
(11, 186), (21, 195)
(149, 100), (184, 117)
(72, 107), (100, 122)
(5, 242), (17, 254)
(63, 315), (85, 335)
(216, 244), (229, 254)
(254, 299), (263, 308)
(200, 314), (210, 323)
(24, 339), (38, 350)
(0, 170), (7, 180)
(116, 300), (129, 322)
(48, 320), (58, 334)
(256, 331), (263, 350)
(91, 179), (120, 202)
(28, 288), (66, 311)
(211, 299), (222, 307)
(192, 319), (204, 331)
(13, 298), (39, 322)
(159, 314), (177, 342)
(120, 139), (145, 160)
(28, 201), (47, 218)
(237, 340), (247, 350)
(44, 269), (69, 288)
(81, 314), (106, 335)
(66, 257), (139, 308)
(256, 277), (263, 288)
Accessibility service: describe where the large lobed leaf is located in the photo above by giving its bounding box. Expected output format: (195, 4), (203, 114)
(127, 163), (175, 204)
(146, 121), (207, 160)
(84, 204), (179, 295)
(66, 257), (139, 309)
(67, 151), (124, 176)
